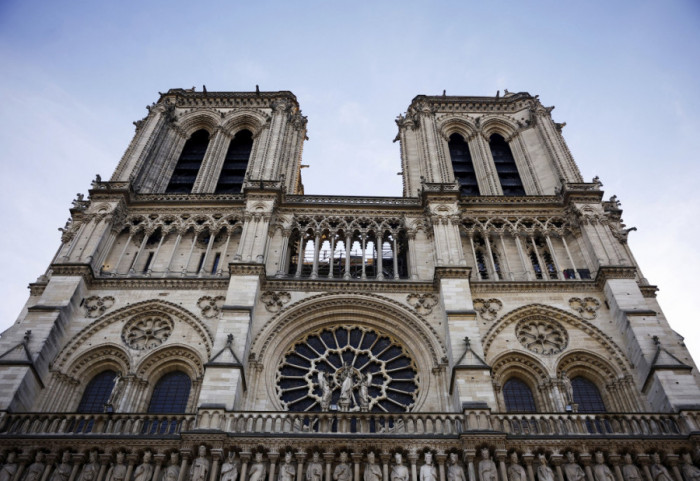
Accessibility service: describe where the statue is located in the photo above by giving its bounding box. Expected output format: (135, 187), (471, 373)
(621, 455), (642, 481)
(49, 453), (73, 481)
(478, 449), (497, 481)
(25, 453), (46, 481)
(364, 453), (382, 481)
(447, 454), (466, 481)
(133, 452), (154, 481)
(563, 452), (586, 481)
(391, 454), (409, 481)
(333, 453), (352, 481)
(163, 453), (180, 481)
(593, 452), (614, 481)
(358, 373), (372, 411)
(248, 453), (266, 481)
(306, 453), (323, 481)
(278, 453), (296, 481)
(508, 453), (527, 481)
(339, 367), (355, 409)
(420, 453), (437, 481)
(106, 373), (125, 410)
(681, 453), (700, 481)
(560, 371), (574, 406)
(220, 452), (239, 481)
(0, 453), (18, 481)
(190, 446), (209, 481)
(77, 452), (99, 481)
(650, 454), (673, 481)
(536, 455), (555, 481)
(318, 372), (332, 411)
(106, 453), (127, 481)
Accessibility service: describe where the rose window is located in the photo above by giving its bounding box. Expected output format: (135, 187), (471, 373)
(276, 325), (419, 413)
(515, 318), (568, 355)
(122, 313), (174, 350)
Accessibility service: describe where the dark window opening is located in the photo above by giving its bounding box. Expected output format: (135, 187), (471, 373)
(211, 253), (221, 274)
(577, 269), (591, 279)
(529, 251), (543, 279)
(166, 129), (210, 193)
(142, 252), (154, 273)
(503, 378), (536, 413)
(490, 134), (525, 196)
(147, 371), (191, 414)
(448, 134), (480, 196)
(77, 370), (117, 413)
(572, 376), (606, 413)
(196, 253), (206, 273)
(215, 130), (253, 194)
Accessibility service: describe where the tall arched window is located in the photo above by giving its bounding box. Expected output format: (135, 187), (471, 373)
(147, 371), (191, 413)
(572, 376), (606, 413)
(489, 134), (525, 196)
(448, 133), (480, 196)
(503, 378), (536, 412)
(77, 370), (117, 413)
(216, 129), (253, 194)
(166, 129), (210, 193)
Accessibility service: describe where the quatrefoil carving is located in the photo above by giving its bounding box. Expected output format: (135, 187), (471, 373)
(569, 297), (601, 319)
(406, 293), (438, 315)
(197, 296), (225, 319)
(84, 296), (115, 318)
(473, 298), (503, 321)
(260, 291), (291, 313)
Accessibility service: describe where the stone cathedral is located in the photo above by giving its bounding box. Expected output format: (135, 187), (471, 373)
(1, 89), (700, 481)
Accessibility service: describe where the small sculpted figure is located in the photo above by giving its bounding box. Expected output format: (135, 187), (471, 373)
(133, 452), (154, 481)
(563, 452), (586, 481)
(50, 453), (73, 481)
(420, 453), (437, 481)
(560, 371), (574, 406)
(358, 373), (372, 411)
(106, 453), (127, 481)
(391, 454), (409, 481)
(681, 453), (700, 481)
(339, 369), (355, 407)
(508, 453), (527, 481)
(306, 453), (323, 481)
(190, 446), (209, 481)
(163, 453), (180, 481)
(333, 453), (352, 481)
(621, 455), (642, 481)
(650, 454), (673, 481)
(592, 452), (614, 481)
(106, 373), (125, 409)
(25, 453), (46, 481)
(364, 453), (381, 481)
(318, 372), (332, 411)
(220, 452), (239, 481)
(0, 453), (18, 481)
(78, 452), (99, 481)
(536, 455), (555, 481)
(447, 454), (466, 481)
(278, 453), (296, 481)
(248, 453), (266, 481)
(479, 449), (497, 481)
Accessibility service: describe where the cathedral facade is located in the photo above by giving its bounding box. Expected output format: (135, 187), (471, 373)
(1, 89), (699, 481)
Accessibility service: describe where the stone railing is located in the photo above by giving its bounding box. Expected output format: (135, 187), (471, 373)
(1, 410), (697, 438)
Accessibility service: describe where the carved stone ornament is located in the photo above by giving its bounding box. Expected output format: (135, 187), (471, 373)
(473, 298), (503, 321)
(515, 318), (568, 355)
(197, 295), (225, 319)
(122, 313), (174, 350)
(569, 297), (601, 319)
(406, 293), (438, 315)
(260, 291), (291, 313)
(84, 295), (115, 318)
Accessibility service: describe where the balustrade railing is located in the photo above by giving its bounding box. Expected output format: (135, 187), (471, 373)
(0, 410), (696, 438)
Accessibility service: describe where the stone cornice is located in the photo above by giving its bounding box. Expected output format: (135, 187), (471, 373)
(433, 266), (472, 281)
(471, 280), (599, 293)
(263, 278), (436, 294)
(594, 266), (638, 289)
(409, 92), (535, 113)
(640, 285), (659, 298)
(160, 89), (300, 110)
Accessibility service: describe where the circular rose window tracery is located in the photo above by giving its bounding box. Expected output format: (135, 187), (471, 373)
(122, 313), (174, 350)
(276, 325), (419, 413)
(515, 318), (568, 355)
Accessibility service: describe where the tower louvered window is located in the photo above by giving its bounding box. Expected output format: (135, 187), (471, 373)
(165, 129), (210, 193)
(490, 134), (525, 196)
(448, 133), (480, 196)
(215, 130), (253, 194)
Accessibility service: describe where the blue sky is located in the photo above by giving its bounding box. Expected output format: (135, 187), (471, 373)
(0, 1), (699, 358)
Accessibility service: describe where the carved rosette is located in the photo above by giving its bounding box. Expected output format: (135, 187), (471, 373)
(569, 297), (601, 320)
(473, 298), (502, 321)
(515, 318), (568, 356)
(197, 296), (225, 319)
(406, 294), (438, 315)
(84, 296), (115, 318)
(122, 313), (174, 350)
(261, 291), (291, 313)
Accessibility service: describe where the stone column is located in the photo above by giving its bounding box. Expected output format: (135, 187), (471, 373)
(521, 453), (535, 481)
(176, 450), (191, 481)
(311, 232), (321, 279)
(607, 454), (623, 481)
(635, 455), (652, 481)
(495, 451), (507, 481)
(68, 454), (84, 481)
(96, 454), (112, 481)
(125, 453), (138, 481)
(41, 454), (57, 481)
(267, 452), (279, 481)
(324, 453), (334, 481)
(578, 454), (594, 481)
(408, 453), (418, 481)
(380, 453), (390, 481)
(344, 232), (352, 279)
(238, 454), (250, 481)
(209, 449), (223, 481)
(665, 456), (683, 481)
(436, 453), (447, 481)
(352, 454), (362, 481)
(152, 454), (166, 481)
(549, 454), (564, 481)
(12, 454), (29, 481)
(297, 452), (308, 481)
(464, 450), (476, 481)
